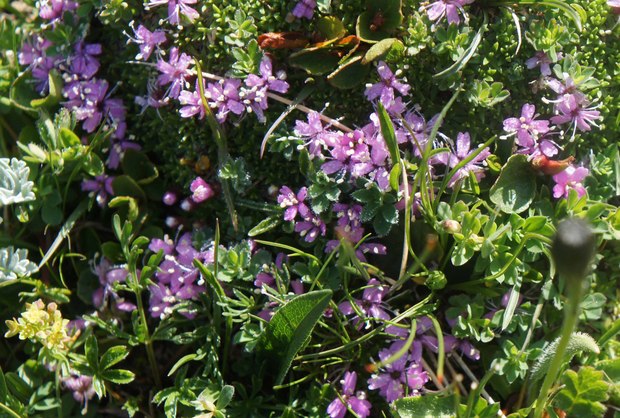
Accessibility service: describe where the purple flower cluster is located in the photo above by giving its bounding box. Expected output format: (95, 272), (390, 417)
(171, 55), (289, 124)
(291, 0), (317, 20)
(148, 233), (212, 319)
(19, 4), (142, 208)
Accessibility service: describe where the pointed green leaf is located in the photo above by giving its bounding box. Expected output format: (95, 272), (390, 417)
(85, 335), (99, 370)
(377, 102), (400, 164)
(257, 289), (332, 385)
(248, 215), (281, 237)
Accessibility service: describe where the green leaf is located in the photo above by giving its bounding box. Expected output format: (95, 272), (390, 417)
(356, 0), (402, 43)
(112, 175), (147, 201)
(100, 369), (135, 384)
(85, 335), (99, 370)
(327, 56), (370, 89)
(362, 38), (401, 64)
(217, 385), (235, 409)
(121, 149), (159, 185)
(434, 12), (487, 78)
(316, 16), (346, 39)
(248, 215), (281, 237)
(531, 332), (600, 383)
(489, 155), (536, 214)
(0, 366), (7, 402)
(257, 289), (332, 385)
(553, 367), (609, 418)
(100, 346), (130, 370)
(393, 394), (457, 418)
(289, 48), (341, 76)
(30, 70), (62, 109)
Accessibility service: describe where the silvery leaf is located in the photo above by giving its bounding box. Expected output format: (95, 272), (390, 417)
(0, 158), (36, 206)
(0, 246), (38, 281)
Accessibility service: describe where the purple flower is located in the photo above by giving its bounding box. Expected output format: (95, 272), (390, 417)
(327, 371), (372, 418)
(294, 111), (337, 158)
(322, 130), (375, 179)
(550, 94), (601, 137)
(38, 0), (77, 21)
(365, 61), (410, 113)
(189, 176), (215, 203)
(367, 341), (429, 402)
(525, 51), (558, 76)
(438, 132), (491, 188)
(277, 186), (309, 221)
(127, 24), (166, 60)
(423, 0), (475, 26)
(156, 47), (192, 100)
(403, 109), (441, 157)
(325, 204), (387, 261)
(63, 79), (107, 132)
(240, 57), (289, 122)
(19, 36), (57, 94)
(66, 41), (102, 80)
(91, 258), (136, 312)
(62, 373), (95, 412)
(204, 78), (245, 123)
(502, 104), (550, 149)
(292, 0), (316, 20)
(106, 137), (140, 169)
(339, 278), (390, 329)
(81, 175), (114, 207)
(146, 0), (199, 24)
(552, 165), (588, 199)
(294, 212), (326, 242)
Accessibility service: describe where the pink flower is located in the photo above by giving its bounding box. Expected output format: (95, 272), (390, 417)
(525, 51), (559, 76)
(550, 94), (601, 137)
(502, 104), (550, 149)
(190, 177), (214, 203)
(552, 165), (588, 199)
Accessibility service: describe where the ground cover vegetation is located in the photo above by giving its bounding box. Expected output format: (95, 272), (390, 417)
(0, 0), (619, 416)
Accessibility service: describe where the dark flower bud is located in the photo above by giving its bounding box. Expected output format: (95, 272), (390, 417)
(551, 218), (596, 281)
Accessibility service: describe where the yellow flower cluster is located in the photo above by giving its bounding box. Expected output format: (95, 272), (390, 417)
(5, 299), (73, 352)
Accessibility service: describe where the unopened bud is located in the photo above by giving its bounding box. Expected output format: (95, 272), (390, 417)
(441, 220), (461, 234)
(551, 218), (596, 281)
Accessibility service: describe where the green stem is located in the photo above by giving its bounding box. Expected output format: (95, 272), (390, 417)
(0, 402), (22, 418)
(531, 275), (584, 418)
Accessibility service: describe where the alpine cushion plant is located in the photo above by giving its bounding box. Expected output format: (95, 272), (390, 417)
(1, 0), (619, 416)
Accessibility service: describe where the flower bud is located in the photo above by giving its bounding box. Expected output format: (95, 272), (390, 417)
(551, 218), (596, 281)
(441, 220), (461, 234)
